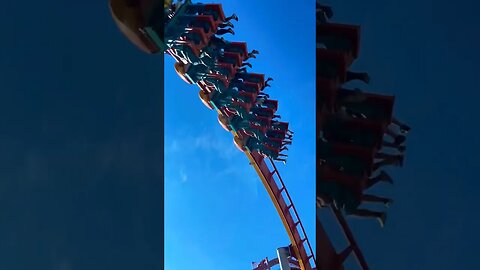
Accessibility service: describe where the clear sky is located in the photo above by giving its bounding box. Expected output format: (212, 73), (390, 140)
(164, 1), (316, 269)
(0, 0), (478, 270)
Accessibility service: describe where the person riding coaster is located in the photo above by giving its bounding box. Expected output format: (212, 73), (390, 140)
(208, 37), (253, 60)
(233, 134), (288, 163)
(170, 39), (203, 64)
(229, 79), (261, 94)
(198, 89), (254, 116)
(319, 163), (394, 191)
(175, 52), (235, 82)
(269, 123), (293, 146)
(317, 139), (403, 176)
(182, 2), (238, 22)
(317, 22), (360, 61)
(165, 25), (232, 59)
(264, 132), (292, 149)
(209, 86), (257, 104)
(234, 72), (265, 87)
(173, 46), (235, 79)
(271, 120), (292, 135)
(317, 49), (370, 84)
(221, 100), (252, 119)
(336, 91), (410, 145)
(317, 62), (370, 84)
(254, 97), (278, 111)
(317, 180), (390, 227)
(200, 87), (253, 116)
(217, 114), (267, 141)
(169, 15), (214, 39)
(322, 115), (383, 148)
(266, 129), (288, 140)
(176, 26), (211, 47)
(252, 115), (272, 127)
(200, 46), (244, 69)
(174, 61), (228, 91)
(250, 106), (276, 118)
(336, 107), (409, 146)
(316, 2), (333, 24)
(336, 89), (394, 122)
(323, 119), (405, 152)
(176, 13), (235, 35)
(174, 43), (237, 79)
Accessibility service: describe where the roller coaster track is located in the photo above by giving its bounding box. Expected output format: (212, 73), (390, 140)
(248, 153), (316, 270)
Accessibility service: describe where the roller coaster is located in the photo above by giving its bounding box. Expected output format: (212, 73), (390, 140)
(109, 1), (409, 269)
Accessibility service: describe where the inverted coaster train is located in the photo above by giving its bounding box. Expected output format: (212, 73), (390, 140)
(109, 1), (409, 269)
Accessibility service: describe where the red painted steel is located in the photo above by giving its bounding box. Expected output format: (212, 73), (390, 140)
(247, 152), (317, 270)
(330, 207), (369, 270)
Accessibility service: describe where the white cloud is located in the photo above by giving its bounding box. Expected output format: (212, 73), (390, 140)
(179, 168), (188, 183)
(165, 128), (262, 197)
(170, 140), (180, 152)
(193, 132), (238, 160)
(165, 129), (240, 161)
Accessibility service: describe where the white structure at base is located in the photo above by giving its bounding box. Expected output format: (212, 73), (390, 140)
(276, 247), (291, 270)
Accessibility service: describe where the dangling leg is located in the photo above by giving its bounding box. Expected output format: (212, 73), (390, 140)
(246, 49), (260, 60)
(350, 209), (387, 227)
(236, 107), (249, 119)
(210, 36), (228, 46)
(375, 152), (403, 161)
(365, 170), (394, 189)
(250, 49), (260, 55)
(392, 117), (411, 133)
(372, 156), (403, 171)
(242, 62), (252, 68)
(346, 71), (370, 84)
(237, 67), (248, 73)
(218, 22), (234, 29)
(382, 141), (406, 152)
(253, 128), (268, 141)
(385, 127), (406, 145)
(185, 4), (219, 19)
(275, 158), (287, 165)
(345, 107), (367, 119)
(362, 194), (393, 207)
(216, 28), (234, 35)
(339, 88), (366, 103)
(317, 4), (334, 19)
(206, 77), (226, 94)
(317, 10), (328, 24)
(262, 77), (273, 90)
(235, 94), (254, 104)
(225, 13), (239, 22)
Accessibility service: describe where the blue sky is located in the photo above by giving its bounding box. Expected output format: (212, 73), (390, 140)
(164, 1), (316, 269)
